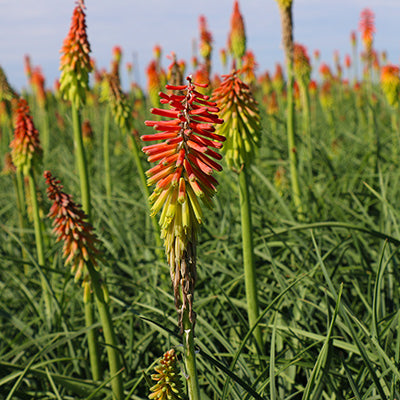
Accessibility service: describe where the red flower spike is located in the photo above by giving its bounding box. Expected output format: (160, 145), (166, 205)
(44, 171), (101, 282)
(10, 98), (42, 175)
(59, 0), (92, 107)
(142, 75), (224, 328)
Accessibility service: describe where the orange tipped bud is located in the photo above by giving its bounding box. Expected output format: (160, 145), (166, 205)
(59, 0), (92, 107)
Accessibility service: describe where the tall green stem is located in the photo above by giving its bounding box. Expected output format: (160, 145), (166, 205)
(87, 263), (124, 400)
(71, 102), (102, 382)
(71, 103), (91, 220)
(84, 291), (102, 381)
(286, 60), (303, 217)
(103, 105), (112, 201)
(182, 309), (200, 400)
(27, 169), (52, 324)
(238, 167), (263, 353)
(15, 171), (29, 274)
(279, 4), (303, 218)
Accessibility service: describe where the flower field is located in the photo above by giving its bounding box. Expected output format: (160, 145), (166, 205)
(1, 1), (399, 399)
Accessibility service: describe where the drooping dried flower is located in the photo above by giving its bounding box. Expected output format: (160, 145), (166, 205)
(228, 0), (246, 62)
(148, 349), (185, 400)
(212, 70), (261, 169)
(10, 98), (42, 175)
(44, 170), (101, 282)
(381, 64), (400, 107)
(141, 76), (224, 326)
(59, 0), (92, 107)
(2, 152), (16, 175)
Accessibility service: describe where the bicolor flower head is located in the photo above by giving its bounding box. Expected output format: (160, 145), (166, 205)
(212, 70), (261, 169)
(293, 43), (311, 85)
(147, 60), (163, 107)
(149, 349), (185, 400)
(59, 0), (92, 107)
(100, 71), (132, 133)
(142, 76), (224, 326)
(31, 67), (47, 108)
(44, 171), (101, 282)
(199, 15), (213, 61)
(10, 98), (42, 175)
(242, 50), (257, 83)
(381, 64), (400, 107)
(319, 63), (333, 81)
(272, 63), (285, 94)
(228, 1), (246, 61)
(359, 8), (375, 54)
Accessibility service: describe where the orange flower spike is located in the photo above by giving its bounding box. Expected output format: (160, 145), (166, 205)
(142, 76), (224, 325)
(59, 0), (92, 108)
(199, 15), (213, 61)
(44, 171), (101, 282)
(293, 43), (311, 85)
(10, 98), (42, 175)
(359, 8), (375, 53)
(228, 1), (246, 62)
(212, 71), (261, 169)
(381, 64), (400, 107)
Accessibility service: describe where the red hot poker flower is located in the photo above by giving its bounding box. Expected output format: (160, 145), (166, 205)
(59, 0), (92, 107)
(44, 171), (101, 282)
(381, 64), (400, 107)
(228, 0), (246, 62)
(142, 75), (224, 326)
(359, 8), (375, 54)
(10, 98), (42, 175)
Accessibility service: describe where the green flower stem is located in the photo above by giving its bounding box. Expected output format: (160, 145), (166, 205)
(238, 166), (263, 354)
(27, 169), (52, 324)
(391, 110), (399, 160)
(15, 171), (29, 274)
(103, 105), (112, 201)
(71, 103), (91, 220)
(300, 84), (312, 169)
(286, 59), (303, 218)
(84, 291), (102, 381)
(86, 263), (124, 400)
(71, 103), (102, 383)
(182, 309), (200, 400)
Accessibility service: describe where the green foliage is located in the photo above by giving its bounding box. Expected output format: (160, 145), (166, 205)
(0, 76), (400, 400)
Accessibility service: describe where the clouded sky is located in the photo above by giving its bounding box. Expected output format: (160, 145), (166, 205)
(2, 0), (400, 91)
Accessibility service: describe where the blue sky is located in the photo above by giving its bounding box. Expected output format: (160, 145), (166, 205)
(2, 0), (400, 91)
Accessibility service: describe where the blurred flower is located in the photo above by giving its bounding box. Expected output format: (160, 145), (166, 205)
(359, 8), (375, 58)
(228, 1), (246, 63)
(381, 64), (400, 107)
(293, 43), (311, 85)
(10, 98), (42, 175)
